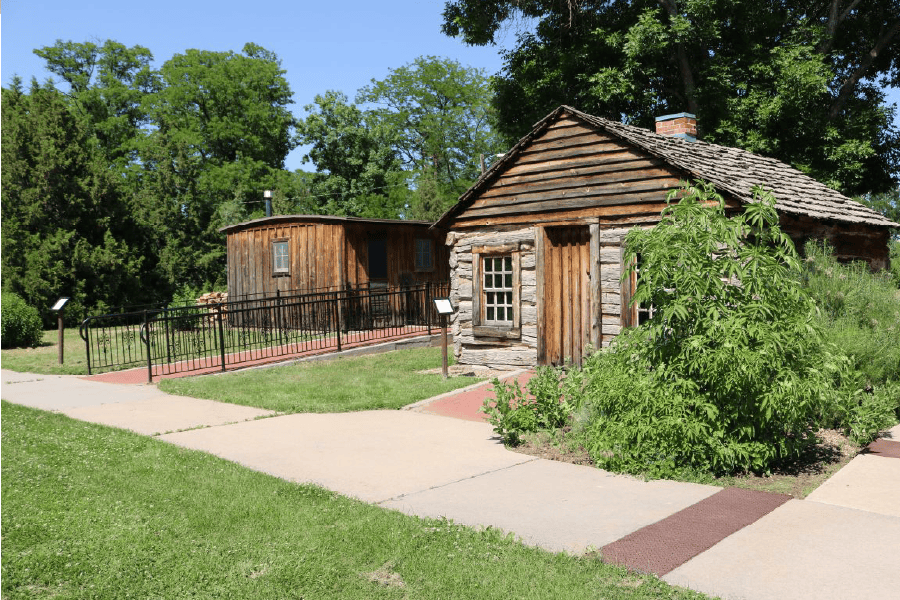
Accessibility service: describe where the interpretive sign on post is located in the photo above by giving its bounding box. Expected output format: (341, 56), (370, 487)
(432, 297), (454, 378)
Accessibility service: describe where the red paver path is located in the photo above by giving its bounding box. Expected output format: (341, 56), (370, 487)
(601, 487), (792, 576)
(84, 329), (436, 384)
(866, 438), (900, 459)
(416, 370), (534, 422)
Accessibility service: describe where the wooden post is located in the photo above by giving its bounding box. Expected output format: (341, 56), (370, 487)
(57, 309), (65, 365)
(440, 313), (448, 379)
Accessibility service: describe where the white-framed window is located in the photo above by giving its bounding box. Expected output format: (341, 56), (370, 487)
(272, 240), (289, 275)
(482, 255), (514, 324)
(472, 245), (521, 338)
(415, 238), (434, 272)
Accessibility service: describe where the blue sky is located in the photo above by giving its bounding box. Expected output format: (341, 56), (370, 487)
(1, 0), (515, 171)
(3, 0), (897, 173)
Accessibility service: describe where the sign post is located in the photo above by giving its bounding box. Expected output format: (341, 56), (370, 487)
(51, 297), (70, 365)
(432, 297), (454, 379)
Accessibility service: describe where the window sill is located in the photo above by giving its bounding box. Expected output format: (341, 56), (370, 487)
(473, 325), (520, 339)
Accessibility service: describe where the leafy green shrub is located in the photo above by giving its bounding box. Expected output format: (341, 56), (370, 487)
(576, 183), (853, 476)
(481, 367), (575, 445)
(802, 240), (900, 387)
(1, 292), (44, 348)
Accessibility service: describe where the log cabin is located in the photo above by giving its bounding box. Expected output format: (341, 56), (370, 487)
(220, 215), (448, 298)
(433, 105), (898, 370)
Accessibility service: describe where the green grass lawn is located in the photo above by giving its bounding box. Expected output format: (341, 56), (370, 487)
(158, 348), (482, 413)
(1, 402), (706, 600)
(0, 329), (89, 375)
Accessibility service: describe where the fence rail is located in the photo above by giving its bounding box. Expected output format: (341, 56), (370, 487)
(80, 282), (450, 381)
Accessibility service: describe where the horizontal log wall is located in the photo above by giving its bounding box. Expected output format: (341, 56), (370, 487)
(779, 213), (891, 271)
(449, 227), (539, 368)
(446, 116), (683, 368)
(452, 118), (685, 231)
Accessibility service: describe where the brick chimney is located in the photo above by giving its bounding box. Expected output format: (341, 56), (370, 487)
(655, 112), (697, 141)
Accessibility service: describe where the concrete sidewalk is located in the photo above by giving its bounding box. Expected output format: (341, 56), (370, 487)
(2, 368), (899, 599)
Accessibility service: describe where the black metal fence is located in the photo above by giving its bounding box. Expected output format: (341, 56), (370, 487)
(80, 282), (449, 381)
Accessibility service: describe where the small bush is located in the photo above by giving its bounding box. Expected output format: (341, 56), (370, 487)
(1, 292), (44, 349)
(802, 241), (900, 387)
(481, 367), (574, 445)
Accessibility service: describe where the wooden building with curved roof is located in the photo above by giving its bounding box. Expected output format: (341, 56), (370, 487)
(221, 215), (448, 299)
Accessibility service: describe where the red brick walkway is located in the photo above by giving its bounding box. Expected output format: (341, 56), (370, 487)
(415, 371), (534, 422)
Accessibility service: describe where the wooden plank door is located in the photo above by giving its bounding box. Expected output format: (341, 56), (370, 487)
(540, 226), (592, 367)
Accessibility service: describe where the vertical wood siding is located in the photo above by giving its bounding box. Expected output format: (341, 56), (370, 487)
(540, 226), (591, 366)
(225, 219), (448, 299)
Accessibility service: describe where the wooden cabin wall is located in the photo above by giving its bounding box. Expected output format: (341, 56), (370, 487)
(780, 213), (891, 271)
(447, 225), (640, 369)
(225, 222), (345, 298)
(343, 223), (449, 289)
(445, 114), (892, 369)
(446, 117), (693, 368)
(449, 227), (538, 368)
(451, 117), (686, 230)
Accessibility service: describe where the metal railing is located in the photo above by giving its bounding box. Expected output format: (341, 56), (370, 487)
(80, 282), (449, 381)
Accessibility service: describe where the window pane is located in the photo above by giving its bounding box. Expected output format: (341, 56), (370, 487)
(485, 272), (491, 288)
(487, 307), (494, 320)
(494, 257), (502, 271)
(487, 292), (494, 304)
(505, 273), (512, 287)
(497, 307), (505, 321)
(484, 257), (491, 271)
(494, 274), (503, 288)
(506, 292), (512, 305)
(504, 256), (512, 271)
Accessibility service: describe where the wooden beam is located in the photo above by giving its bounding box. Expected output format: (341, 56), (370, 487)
(535, 226), (546, 365)
(515, 141), (626, 165)
(476, 166), (676, 203)
(454, 202), (670, 229)
(487, 157), (666, 191)
(502, 149), (651, 178)
(463, 180), (679, 218)
(589, 223), (601, 351)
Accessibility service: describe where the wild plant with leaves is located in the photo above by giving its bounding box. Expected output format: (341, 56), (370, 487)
(578, 182), (857, 476)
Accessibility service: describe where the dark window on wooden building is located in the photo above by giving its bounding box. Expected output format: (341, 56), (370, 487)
(415, 238), (434, 272)
(368, 238), (388, 280)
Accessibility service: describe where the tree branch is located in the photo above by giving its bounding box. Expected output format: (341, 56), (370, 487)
(657, 0), (699, 115)
(818, 0), (863, 55)
(829, 19), (900, 119)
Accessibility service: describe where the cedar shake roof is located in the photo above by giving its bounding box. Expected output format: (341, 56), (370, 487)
(434, 105), (898, 229)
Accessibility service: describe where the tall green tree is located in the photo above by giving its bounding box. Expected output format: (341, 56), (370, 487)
(295, 91), (406, 218)
(133, 43), (298, 292)
(357, 56), (505, 219)
(33, 39), (160, 168)
(442, 0), (899, 195)
(1, 79), (144, 323)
